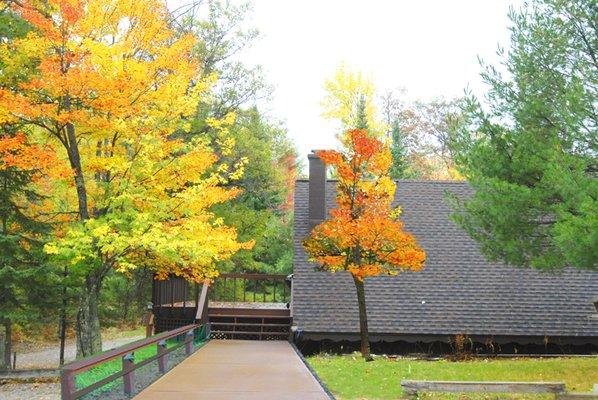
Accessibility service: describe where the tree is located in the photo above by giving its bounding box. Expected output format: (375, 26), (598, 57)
(0, 132), (61, 369)
(180, 1), (296, 276)
(0, 6), (62, 370)
(303, 129), (426, 360)
(449, 0), (597, 270)
(381, 90), (463, 180)
(183, 0), (271, 134)
(388, 119), (412, 180)
(1, 0), (252, 357)
(322, 65), (387, 137)
(212, 109), (297, 274)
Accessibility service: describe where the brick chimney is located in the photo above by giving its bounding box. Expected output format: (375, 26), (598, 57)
(308, 151), (326, 228)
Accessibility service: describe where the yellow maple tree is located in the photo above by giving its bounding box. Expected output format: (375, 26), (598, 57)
(321, 64), (387, 137)
(0, 0), (252, 357)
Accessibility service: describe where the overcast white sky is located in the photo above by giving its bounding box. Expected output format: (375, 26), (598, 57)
(170, 0), (521, 162)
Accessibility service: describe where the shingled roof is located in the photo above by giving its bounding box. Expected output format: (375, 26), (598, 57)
(292, 178), (598, 343)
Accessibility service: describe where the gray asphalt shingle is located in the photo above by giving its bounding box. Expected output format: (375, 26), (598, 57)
(292, 180), (598, 340)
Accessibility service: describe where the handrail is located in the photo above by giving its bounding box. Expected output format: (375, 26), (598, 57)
(61, 323), (204, 400)
(63, 323), (197, 374)
(61, 283), (211, 400)
(211, 273), (291, 303)
(219, 272), (288, 280)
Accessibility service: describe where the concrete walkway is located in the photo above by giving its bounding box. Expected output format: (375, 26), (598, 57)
(134, 340), (330, 400)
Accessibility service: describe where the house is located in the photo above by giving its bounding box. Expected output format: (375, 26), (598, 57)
(291, 152), (598, 353)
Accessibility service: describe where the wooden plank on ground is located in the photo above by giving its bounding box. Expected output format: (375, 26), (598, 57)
(556, 394), (598, 400)
(401, 380), (566, 395)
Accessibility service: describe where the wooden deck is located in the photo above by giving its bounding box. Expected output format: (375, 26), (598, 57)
(133, 340), (330, 400)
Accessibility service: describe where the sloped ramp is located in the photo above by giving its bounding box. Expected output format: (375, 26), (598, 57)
(133, 340), (331, 400)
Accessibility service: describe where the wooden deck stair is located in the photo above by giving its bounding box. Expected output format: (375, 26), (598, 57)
(208, 307), (292, 341)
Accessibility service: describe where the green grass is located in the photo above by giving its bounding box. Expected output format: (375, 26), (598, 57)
(75, 326), (209, 393)
(76, 337), (180, 390)
(308, 354), (598, 400)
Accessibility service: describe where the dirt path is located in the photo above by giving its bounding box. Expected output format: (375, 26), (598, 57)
(13, 335), (145, 370)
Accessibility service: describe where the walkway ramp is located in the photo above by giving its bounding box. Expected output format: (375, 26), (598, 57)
(134, 340), (330, 400)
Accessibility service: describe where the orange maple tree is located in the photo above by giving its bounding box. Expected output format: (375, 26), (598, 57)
(303, 129), (426, 360)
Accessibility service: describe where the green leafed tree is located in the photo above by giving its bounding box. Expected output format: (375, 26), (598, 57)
(212, 109), (296, 274)
(388, 119), (412, 180)
(449, 0), (597, 270)
(182, 1), (297, 275)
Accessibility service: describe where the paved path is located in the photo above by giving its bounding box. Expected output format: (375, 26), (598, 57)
(134, 340), (330, 400)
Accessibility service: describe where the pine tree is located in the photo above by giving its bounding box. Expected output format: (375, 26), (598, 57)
(450, 0), (597, 270)
(355, 95), (369, 130)
(0, 128), (59, 370)
(389, 119), (411, 180)
(0, 7), (58, 371)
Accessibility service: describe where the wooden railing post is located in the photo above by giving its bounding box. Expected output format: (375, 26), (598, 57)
(185, 330), (194, 355)
(157, 340), (168, 374)
(122, 352), (135, 396)
(263, 279), (266, 302)
(60, 323), (203, 399)
(61, 369), (75, 400)
(195, 283), (210, 324)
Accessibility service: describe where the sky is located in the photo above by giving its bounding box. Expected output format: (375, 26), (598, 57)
(170, 0), (521, 162)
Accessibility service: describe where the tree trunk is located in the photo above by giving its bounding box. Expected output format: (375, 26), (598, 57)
(65, 121), (90, 221)
(352, 275), (373, 361)
(61, 103), (100, 358)
(59, 266), (68, 366)
(2, 319), (12, 370)
(75, 274), (103, 358)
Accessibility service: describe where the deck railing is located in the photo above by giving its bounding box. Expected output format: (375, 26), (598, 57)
(209, 273), (291, 304)
(62, 283), (210, 400)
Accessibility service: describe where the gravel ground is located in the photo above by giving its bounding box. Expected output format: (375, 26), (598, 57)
(1, 335), (144, 400)
(14, 336), (144, 369)
(0, 383), (60, 400)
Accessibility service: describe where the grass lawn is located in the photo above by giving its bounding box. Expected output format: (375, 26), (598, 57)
(76, 325), (209, 393)
(308, 354), (598, 399)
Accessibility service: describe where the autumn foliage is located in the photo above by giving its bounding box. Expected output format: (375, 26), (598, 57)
(0, 133), (60, 175)
(0, 0), (252, 281)
(303, 129), (426, 280)
(303, 129), (425, 360)
(0, 0), (253, 356)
